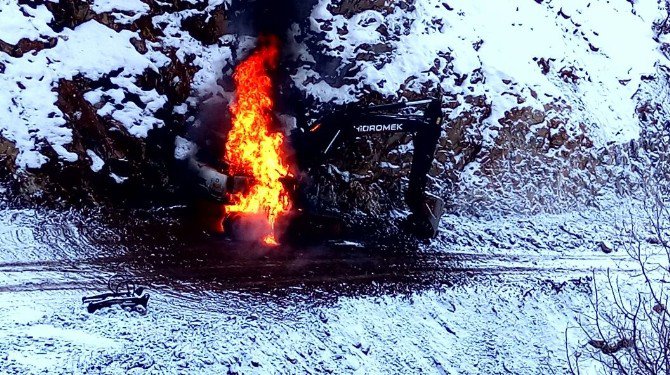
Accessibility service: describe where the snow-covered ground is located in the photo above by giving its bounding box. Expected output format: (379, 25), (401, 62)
(0, 280), (589, 374)
(0, 201), (659, 374)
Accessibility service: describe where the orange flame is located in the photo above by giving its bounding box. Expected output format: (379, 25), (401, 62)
(224, 36), (292, 245)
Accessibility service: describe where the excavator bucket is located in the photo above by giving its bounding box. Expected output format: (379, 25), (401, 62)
(403, 194), (445, 239)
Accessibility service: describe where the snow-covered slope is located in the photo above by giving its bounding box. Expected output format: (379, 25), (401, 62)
(0, 0), (668, 208)
(299, 0), (663, 145)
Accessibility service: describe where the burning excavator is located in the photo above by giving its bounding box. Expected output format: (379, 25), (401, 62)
(189, 36), (445, 245)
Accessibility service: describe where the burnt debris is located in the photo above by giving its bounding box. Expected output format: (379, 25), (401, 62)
(82, 274), (149, 314)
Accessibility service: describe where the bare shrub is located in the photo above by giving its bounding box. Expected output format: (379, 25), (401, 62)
(567, 181), (670, 374)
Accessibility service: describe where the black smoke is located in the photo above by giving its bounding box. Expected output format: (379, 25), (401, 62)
(227, 0), (316, 41)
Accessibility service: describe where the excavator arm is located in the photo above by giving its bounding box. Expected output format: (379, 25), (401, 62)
(290, 94), (445, 238)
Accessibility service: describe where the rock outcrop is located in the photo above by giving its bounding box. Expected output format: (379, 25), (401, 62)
(0, 0), (668, 215)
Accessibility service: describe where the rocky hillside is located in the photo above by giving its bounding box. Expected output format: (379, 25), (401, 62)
(0, 0), (668, 212)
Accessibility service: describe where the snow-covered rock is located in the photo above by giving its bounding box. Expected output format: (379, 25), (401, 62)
(0, 0), (667, 209)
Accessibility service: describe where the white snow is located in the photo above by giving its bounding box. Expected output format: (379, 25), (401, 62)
(0, 200), (659, 373)
(0, 19), (163, 168)
(297, 0), (667, 147)
(174, 136), (197, 160)
(25, 325), (120, 348)
(90, 0), (150, 24)
(93, 85), (167, 138)
(173, 103), (188, 115)
(147, 11), (235, 102)
(86, 150), (105, 172)
(90, 0), (149, 14)
(5, 306), (44, 324)
(0, 1), (55, 45)
(109, 172), (127, 183)
(0, 2), (666, 372)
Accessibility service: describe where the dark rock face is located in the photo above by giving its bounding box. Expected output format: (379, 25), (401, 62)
(182, 8), (229, 45)
(329, 0), (392, 17)
(46, 0), (95, 32)
(0, 0), (203, 206)
(0, 37), (58, 58)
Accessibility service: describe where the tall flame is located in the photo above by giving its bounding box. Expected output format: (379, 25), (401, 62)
(224, 36), (292, 245)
